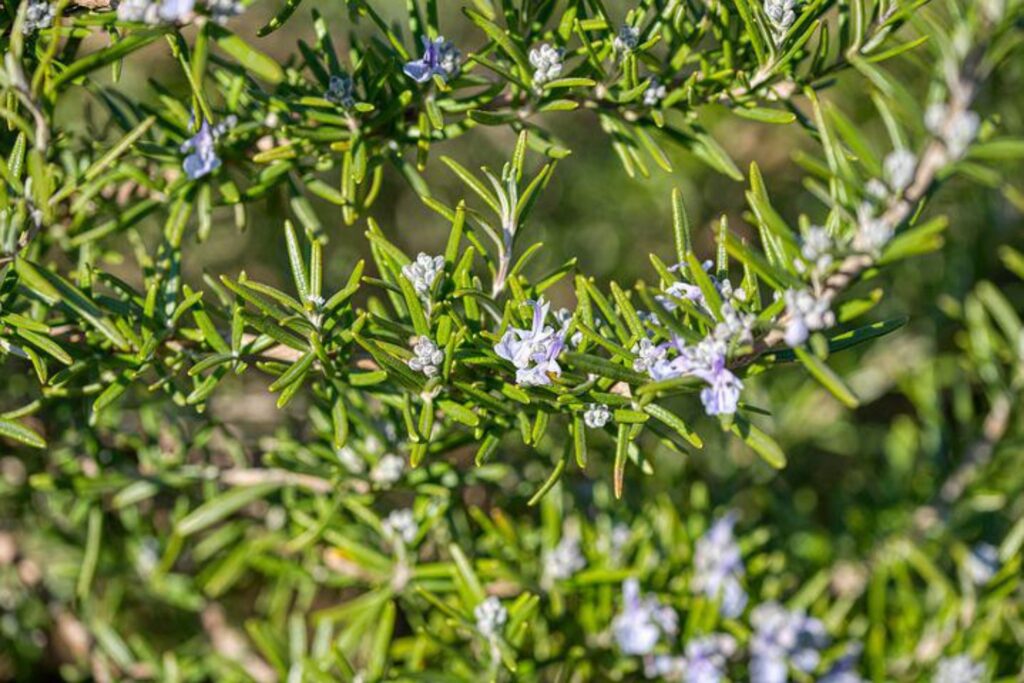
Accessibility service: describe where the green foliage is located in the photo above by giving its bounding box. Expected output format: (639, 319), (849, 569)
(1, 0), (1023, 680)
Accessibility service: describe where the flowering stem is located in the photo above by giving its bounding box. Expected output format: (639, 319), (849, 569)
(736, 51), (985, 367)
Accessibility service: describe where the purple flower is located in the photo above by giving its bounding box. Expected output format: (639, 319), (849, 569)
(643, 336), (744, 416)
(696, 354), (743, 416)
(750, 602), (829, 683)
(543, 527), (585, 582)
(644, 346), (674, 379)
(181, 121), (221, 180)
(656, 280), (705, 311)
(647, 655), (687, 680)
(692, 513), (747, 618)
(647, 635), (737, 682)
(403, 35), (461, 83)
(494, 298), (566, 386)
(612, 578), (677, 656)
(516, 335), (565, 386)
(681, 634), (737, 683)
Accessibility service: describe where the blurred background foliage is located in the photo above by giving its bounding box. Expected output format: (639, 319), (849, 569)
(1, 0), (1023, 681)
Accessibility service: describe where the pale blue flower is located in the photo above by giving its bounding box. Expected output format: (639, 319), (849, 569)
(925, 103), (980, 159)
(515, 340), (564, 385)
(404, 35), (461, 83)
(656, 280), (705, 311)
(647, 654), (687, 680)
(118, 0), (208, 23)
(764, 0), (797, 43)
(543, 528), (585, 581)
(335, 446), (365, 474)
(750, 653), (788, 683)
(716, 301), (755, 345)
(680, 633), (737, 683)
(369, 454), (404, 486)
(117, 0), (160, 23)
(750, 602), (829, 683)
(646, 340), (684, 381)
(693, 513), (747, 617)
(796, 225), (834, 276)
(632, 338), (667, 373)
(853, 202), (893, 254)
(647, 634), (737, 682)
(181, 121), (221, 180)
(494, 298), (566, 386)
(697, 355), (744, 416)
(555, 307), (595, 347)
(612, 578), (677, 656)
(643, 336), (744, 416)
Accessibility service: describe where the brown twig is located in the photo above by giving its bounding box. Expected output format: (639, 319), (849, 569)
(734, 50), (983, 369)
(912, 393), (1013, 535)
(220, 467), (335, 494)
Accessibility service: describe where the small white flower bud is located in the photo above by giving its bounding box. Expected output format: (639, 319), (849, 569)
(381, 509), (417, 544)
(370, 454), (405, 486)
(529, 43), (565, 85)
(583, 403), (611, 429)
(22, 0), (55, 33)
(632, 338), (666, 373)
(883, 149), (917, 191)
(474, 597), (508, 639)
(407, 336), (444, 377)
(643, 79), (667, 106)
(401, 253), (445, 299)
(783, 288), (835, 347)
(613, 26), (640, 53)
(925, 103), (980, 159)
(764, 0), (797, 43)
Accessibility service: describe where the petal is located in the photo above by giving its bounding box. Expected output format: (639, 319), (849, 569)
(182, 154), (207, 180)
(403, 60), (432, 83)
(493, 332), (518, 363)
